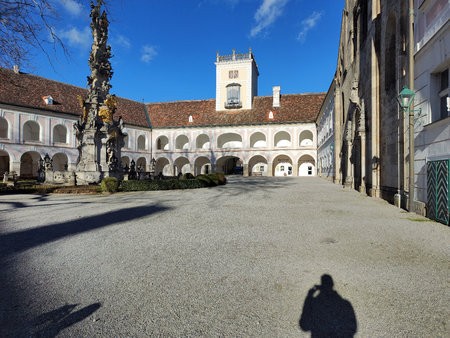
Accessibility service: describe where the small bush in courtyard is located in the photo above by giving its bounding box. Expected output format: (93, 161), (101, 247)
(101, 177), (119, 193)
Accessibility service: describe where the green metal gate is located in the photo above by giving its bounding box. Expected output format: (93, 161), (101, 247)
(427, 159), (450, 225)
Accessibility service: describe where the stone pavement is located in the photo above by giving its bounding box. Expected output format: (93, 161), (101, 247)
(0, 176), (448, 337)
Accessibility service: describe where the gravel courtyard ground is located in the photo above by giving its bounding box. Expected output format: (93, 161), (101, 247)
(0, 176), (448, 337)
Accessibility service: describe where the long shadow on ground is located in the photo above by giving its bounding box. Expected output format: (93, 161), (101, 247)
(0, 204), (169, 257)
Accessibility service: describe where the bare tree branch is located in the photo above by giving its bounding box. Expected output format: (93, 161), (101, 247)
(0, 0), (73, 68)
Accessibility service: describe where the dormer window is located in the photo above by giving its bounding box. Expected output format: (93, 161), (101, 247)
(269, 111), (274, 119)
(225, 83), (242, 109)
(42, 95), (53, 105)
(188, 115), (193, 123)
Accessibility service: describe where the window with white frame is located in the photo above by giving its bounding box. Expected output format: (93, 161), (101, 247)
(225, 83), (241, 108)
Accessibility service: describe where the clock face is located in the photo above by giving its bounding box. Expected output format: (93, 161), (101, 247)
(229, 70), (239, 79)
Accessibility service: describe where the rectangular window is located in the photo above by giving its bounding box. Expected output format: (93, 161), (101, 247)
(228, 70), (239, 79)
(439, 69), (449, 120)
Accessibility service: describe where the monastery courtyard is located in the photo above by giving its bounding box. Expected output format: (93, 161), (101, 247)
(0, 177), (448, 337)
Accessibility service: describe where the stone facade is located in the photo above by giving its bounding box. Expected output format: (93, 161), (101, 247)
(413, 0), (450, 208)
(0, 50), (324, 181)
(319, 0), (450, 216)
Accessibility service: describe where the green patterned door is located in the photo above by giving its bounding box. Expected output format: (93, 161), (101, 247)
(427, 160), (450, 225)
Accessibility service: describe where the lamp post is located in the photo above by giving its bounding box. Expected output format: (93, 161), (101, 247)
(398, 86), (415, 212)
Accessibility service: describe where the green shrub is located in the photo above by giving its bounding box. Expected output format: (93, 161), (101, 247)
(120, 174), (226, 192)
(180, 173), (195, 180)
(101, 177), (119, 193)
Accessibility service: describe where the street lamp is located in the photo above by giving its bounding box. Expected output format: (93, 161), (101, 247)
(398, 86), (415, 110)
(397, 85), (415, 212)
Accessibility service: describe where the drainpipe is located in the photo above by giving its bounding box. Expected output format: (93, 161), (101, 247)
(408, 0), (415, 212)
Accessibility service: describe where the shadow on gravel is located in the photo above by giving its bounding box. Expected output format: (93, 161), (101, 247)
(0, 204), (169, 257)
(299, 274), (357, 337)
(221, 176), (295, 195)
(31, 302), (101, 337)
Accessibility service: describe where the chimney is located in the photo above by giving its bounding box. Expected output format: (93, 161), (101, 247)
(13, 65), (20, 74)
(272, 86), (280, 108)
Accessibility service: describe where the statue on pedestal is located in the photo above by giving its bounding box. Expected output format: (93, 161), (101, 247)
(74, 0), (126, 185)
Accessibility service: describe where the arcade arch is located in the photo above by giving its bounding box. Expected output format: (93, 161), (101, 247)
(175, 135), (189, 150)
(0, 150), (10, 174)
(250, 132), (267, 148)
(216, 156), (242, 175)
(299, 130), (314, 146)
(196, 134), (210, 149)
(53, 125), (67, 144)
(23, 121), (40, 142)
(136, 157), (147, 171)
(137, 135), (146, 150)
(174, 156), (191, 174)
(274, 131), (291, 147)
(273, 154), (293, 176)
(156, 136), (169, 150)
(194, 156), (211, 175)
(155, 157), (171, 176)
(0, 117), (8, 138)
(217, 133), (242, 148)
(52, 153), (68, 171)
(298, 155), (316, 176)
(248, 155), (268, 176)
(20, 151), (40, 178)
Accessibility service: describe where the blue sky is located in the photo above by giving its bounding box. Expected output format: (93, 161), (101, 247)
(26, 0), (343, 103)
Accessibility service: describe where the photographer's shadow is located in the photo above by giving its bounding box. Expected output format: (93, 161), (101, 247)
(299, 274), (357, 337)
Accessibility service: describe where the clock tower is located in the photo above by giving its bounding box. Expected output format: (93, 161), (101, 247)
(215, 49), (259, 111)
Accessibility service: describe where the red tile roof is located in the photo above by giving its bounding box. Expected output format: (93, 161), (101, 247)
(146, 93), (325, 128)
(0, 67), (149, 128)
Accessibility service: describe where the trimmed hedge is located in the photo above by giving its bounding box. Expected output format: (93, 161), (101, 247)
(101, 177), (119, 193)
(120, 173), (226, 192)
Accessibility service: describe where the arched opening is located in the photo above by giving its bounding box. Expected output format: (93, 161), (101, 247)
(196, 134), (210, 149)
(137, 135), (146, 151)
(0, 150), (10, 175)
(174, 156), (191, 175)
(216, 156), (243, 175)
(274, 131), (291, 147)
(52, 153), (68, 171)
(273, 155), (293, 176)
(156, 136), (169, 150)
(250, 132), (267, 148)
(123, 135), (129, 149)
(194, 156), (211, 175)
(23, 121), (40, 142)
(121, 156), (130, 171)
(248, 155), (268, 176)
(20, 151), (41, 178)
(298, 155), (316, 176)
(299, 130), (314, 146)
(217, 133), (242, 148)
(155, 157), (171, 176)
(175, 135), (189, 150)
(0, 117), (8, 139)
(53, 125), (67, 144)
(136, 157), (147, 171)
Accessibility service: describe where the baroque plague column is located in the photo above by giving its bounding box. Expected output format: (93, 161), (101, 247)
(74, 0), (126, 184)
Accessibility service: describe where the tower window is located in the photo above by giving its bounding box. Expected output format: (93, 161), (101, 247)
(225, 83), (242, 109)
(229, 70), (239, 79)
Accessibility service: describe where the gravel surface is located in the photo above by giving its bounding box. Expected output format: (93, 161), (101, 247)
(0, 176), (449, 337)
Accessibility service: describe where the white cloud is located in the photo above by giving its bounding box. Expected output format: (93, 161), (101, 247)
(297, 11), (323, 42)
(250, 0), (289, 38)
(58, 26), (91, 49)
(141, 45), (158, 63)
(59, 0), (83, 16)
(114, 34), (131, 49)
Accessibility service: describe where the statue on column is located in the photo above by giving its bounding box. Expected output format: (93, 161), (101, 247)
(73, 0), (126, 185)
